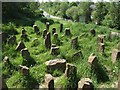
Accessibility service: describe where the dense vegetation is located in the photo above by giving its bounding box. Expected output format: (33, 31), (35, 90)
(1, 1), (120, 89)
(2, 2), (40, 19)
(40, 2), (120, 29)
(2, 2), (48, 27)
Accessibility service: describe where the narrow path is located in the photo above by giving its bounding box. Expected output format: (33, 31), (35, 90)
(40, 8), (62, 19)
(40, 8), (72, 22)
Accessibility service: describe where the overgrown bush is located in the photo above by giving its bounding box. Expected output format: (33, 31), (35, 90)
(2, 22), (18, 35)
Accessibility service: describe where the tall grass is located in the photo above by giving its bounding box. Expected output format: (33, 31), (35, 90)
(1, 18), (120, 88)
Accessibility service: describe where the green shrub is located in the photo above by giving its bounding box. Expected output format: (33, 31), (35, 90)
(2, 22), (18, 35)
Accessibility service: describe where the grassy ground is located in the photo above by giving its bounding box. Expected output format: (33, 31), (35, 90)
(1, 18), (120, 89)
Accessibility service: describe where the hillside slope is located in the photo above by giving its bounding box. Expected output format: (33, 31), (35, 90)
(1, 18), (120, 89)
